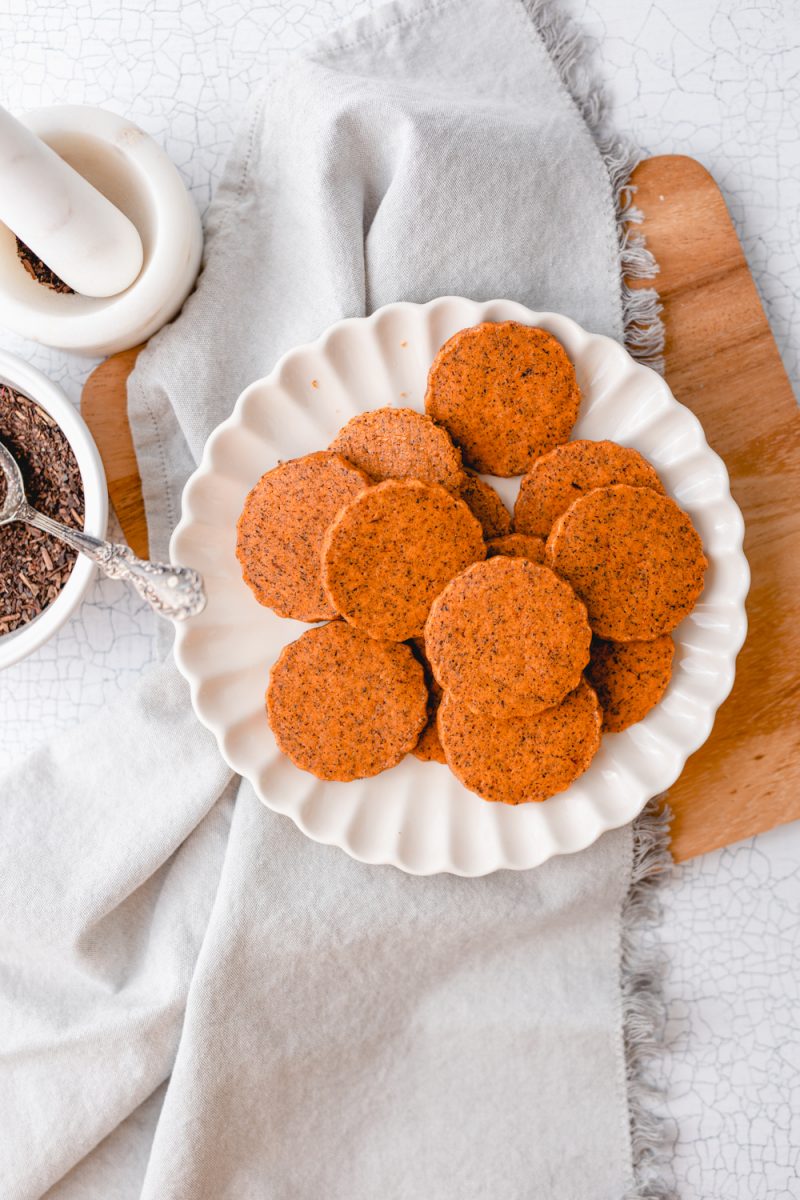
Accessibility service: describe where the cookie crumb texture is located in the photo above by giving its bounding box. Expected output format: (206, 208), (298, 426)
(425, 557), (591, 718)
(458, 469), (512, 538)
(514, 439), (665, 538)
(438, 679), (602, 804)
(547, 484), (707, 641)
(425, 321), (581, 476)
(267, 622), (428, 781)
(236, 451), (370, 622)
(322, 479), (485, 642)
(586, 635), (675, 733)
(485, 533), (546, 563)
(409, 636), (446, 763)
(330, 406), (465, 491)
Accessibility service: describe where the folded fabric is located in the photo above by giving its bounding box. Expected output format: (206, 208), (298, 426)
(1, 1), (672, 1197)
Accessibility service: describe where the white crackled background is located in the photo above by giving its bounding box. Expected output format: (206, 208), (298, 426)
(1, 2), (798, 1196)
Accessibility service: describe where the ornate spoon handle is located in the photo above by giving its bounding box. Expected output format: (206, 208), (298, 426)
(24, 505), (206, 620)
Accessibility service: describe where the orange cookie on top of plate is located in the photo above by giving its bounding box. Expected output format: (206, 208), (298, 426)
(425, 321), (581, 476)
(330, 406), (465, 491)
(267, 622), (427, 781)
(424, 556), (591, 718)
(515, 439), (665, 538)
(546, 484), (707, 641)
(236, 450), (370, 622)
(586, 635), (675, 733)
(438, 678), (602, 804)
(322, 478), (485, 642)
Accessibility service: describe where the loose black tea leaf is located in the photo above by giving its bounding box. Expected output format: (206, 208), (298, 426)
(0, 385), (85, 634)
(15, 238), (75, 294)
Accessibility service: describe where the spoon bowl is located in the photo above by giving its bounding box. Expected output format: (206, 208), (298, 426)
(0, 438), (25, 523)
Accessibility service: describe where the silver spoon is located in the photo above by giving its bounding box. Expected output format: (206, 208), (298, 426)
(0, 438), (205, 620)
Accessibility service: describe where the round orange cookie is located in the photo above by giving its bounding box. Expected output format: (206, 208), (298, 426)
(322, 479), (485, 642)
(267, 622), (427, 781)
(424, 321), (581, 476)
(424, 557), (591, 718)
(236, 451), (370, 621)
(330, 406), (464, 491)
(546, 484), (707, 641)
(586, 634), (675, 733)
(486, 533), (545, 563)
(409, 637), (446, 763)
(459, 469), (512, 538)
(438, 678), (602, 804)
(515, 439), (665, 538)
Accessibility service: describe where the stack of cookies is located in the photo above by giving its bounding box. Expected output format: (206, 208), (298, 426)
(236, 321), (707, 805)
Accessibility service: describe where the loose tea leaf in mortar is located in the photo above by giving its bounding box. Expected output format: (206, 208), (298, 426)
(0, 385), (84, 635)
(15, 237), (75, 294)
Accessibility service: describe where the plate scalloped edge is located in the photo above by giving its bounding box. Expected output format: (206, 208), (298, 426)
(171, 297), (750, 876)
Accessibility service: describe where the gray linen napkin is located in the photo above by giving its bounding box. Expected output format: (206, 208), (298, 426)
(0, 1), (672, 1197)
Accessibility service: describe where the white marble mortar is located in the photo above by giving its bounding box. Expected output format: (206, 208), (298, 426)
(0, 105), (203, 356)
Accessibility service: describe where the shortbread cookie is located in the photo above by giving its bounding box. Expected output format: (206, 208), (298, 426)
(322, 479), (485, 642)
(330, 406), (464, 491)
(424, 557), (591, 718)
(438, 678), (602, 804)
(515, 439), (665, 537)
(546, 484), (707, 640)
(267, 622), (427, 780)
(236, 451), (370, 621)
(425, 321), (580, 476)
(586, 634), (675, 732)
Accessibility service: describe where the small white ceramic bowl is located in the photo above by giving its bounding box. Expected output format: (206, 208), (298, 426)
(0, 349), (108, 669)
(0, 106), (203, 356)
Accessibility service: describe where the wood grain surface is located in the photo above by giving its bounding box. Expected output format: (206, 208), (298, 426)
(80, 154), (799, 861)
(81, 344), (147, 557)
(628, 155), (799, 860)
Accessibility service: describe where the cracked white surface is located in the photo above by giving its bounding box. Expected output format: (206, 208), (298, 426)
(571, 0), (799, 392)
(1, 2), (798, 1197)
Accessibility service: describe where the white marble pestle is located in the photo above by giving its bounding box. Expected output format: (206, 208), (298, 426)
(0, 104), (143, 298)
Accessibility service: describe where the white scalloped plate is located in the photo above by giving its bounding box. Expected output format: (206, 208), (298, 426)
(171, 298), (749, 876)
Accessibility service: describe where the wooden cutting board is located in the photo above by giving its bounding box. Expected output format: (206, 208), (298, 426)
(81, 154), (800, 863)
